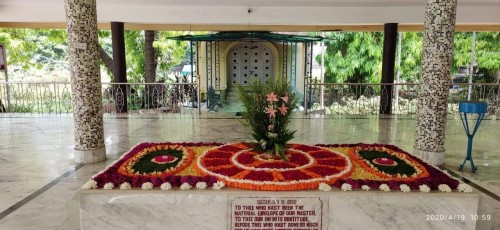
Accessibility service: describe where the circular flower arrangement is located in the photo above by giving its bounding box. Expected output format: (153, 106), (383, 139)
(372, 157), (397, 166)
(195, 143), (353, 191)
(118, 144), (194, 177)
(348, 145), (429, 181)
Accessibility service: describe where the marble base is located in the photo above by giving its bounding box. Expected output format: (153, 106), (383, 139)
(70, 189), (480, 230)
(74, 147), (106, 164)
(413, 147), (445, 166)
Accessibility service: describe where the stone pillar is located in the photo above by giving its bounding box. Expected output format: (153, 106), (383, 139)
(65, 0), (106, 164)
(414, 0), (457, 165)
(379, 23), (398, 115)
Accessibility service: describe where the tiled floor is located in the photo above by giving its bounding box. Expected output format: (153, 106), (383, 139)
(0, 113), (498, 229)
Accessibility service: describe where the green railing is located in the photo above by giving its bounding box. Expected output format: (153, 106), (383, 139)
(1, 81), (498, 115)
(0, 81), (199, 114)
(306, 83), (500, 115)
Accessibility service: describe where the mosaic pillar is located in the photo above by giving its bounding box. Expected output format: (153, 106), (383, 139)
(414, 0), (457, 165)
(65, 0), (106, 164)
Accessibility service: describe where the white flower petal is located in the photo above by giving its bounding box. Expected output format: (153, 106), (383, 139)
(318, 183), (332, 192)
(457, 183), (473, 193)
(103, 182), (115, 190)
(180, 182), (192, 190)
(399, 184), (411, 192)
(379, 184), (390, 192)
(438, 184), (451, 193)
(120, 182), (132, 190)
(212, 181), (225, 190)
(341, 183), (352, 191)
(82, 180), (98, 190)
(141, 182), (153, 190)
(196, 182), (208, 190)
(160, 182), (172, 191)
(361, 185), (371, 191)
(419, 184), (431, 193)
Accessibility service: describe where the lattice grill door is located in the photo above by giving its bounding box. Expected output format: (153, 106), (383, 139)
(228, 43), (273, 87)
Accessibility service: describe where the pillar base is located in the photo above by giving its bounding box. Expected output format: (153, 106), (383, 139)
(413, 148), (444, 166)
(74, 146), (106, 164)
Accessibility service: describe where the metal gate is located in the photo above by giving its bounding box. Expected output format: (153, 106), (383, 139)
(228, 42), (274, 87)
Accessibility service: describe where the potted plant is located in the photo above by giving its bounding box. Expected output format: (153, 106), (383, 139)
(238, 80), (298, 161)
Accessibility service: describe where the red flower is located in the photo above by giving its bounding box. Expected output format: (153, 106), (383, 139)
(317, 158), (346, 167)
(205, 150), (233, 158)
(243, 171), (274, 181)
(281, 170), (313, 181)
(213, 166), (244, 177)
(306, 166), (340, 176)
(255, 162), (295, 169)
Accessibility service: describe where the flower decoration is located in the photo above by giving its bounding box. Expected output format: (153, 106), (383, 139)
(318, 183), (332, 192)
(87, 142), (460, 192)
(82, 180), (97, 190)
(141, 182), (153, 190)
(103, 182), (115, 190)
(266, 106), (277, 118)
(457, 183), (473, 193)
(438, 184), (451, 193)
(399, 184), (411, 192)
(238, 80), (298, 161)
(196, 182), (208, 190)
(361, 185), (371, 191)
(180, 182), (192, 190)
(120, 182), (132, 190)
(212, 181), (225, 190)
(341, 183), (353, 191)
(379, 184), (391, 192)
(419, 184), (431, 193)
(161, 182), (172, 191)
(266, 92), (278, 104)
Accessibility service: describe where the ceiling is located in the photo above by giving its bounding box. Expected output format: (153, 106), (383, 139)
(0, 0), (499, 31)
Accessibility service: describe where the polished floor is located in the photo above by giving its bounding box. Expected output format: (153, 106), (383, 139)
(0, 113), (499, 229)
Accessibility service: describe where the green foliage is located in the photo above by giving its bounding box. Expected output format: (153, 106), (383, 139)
(358, 150), (416, 176)
(318, 32), (425, 84)
(155, 31), (189, 81)
(399, 32), (423, 82)
(238, 80), (298, 161)
(453, 32), (500, 82)
(0, 28), (68, 73)
(131, 149), (184, 173)
(320, 32), (384, 83)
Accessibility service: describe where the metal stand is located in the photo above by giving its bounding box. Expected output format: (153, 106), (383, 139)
(458, 101), (488, 173)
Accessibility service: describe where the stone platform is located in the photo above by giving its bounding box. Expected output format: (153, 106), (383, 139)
(69, 189), (480, 230)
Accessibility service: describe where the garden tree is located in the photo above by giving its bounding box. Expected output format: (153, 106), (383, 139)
(315, 32), (383, 99)
(144, 30), (157, 84)
(398, 32), (423, 83)
(144, 30), (159, 108)
(0, 28), (68, 75)
(317, 32), (424, 84)
(97, 30), (189, 108)
(453, 32), (500, 83)
(97, 30), (113, 76)
(319, 32), (383, 84)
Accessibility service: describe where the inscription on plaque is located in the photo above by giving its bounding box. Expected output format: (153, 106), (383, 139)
(231, 197), (322, 230)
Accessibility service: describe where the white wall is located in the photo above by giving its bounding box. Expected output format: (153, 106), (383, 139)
(0, 3), (499, 26)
